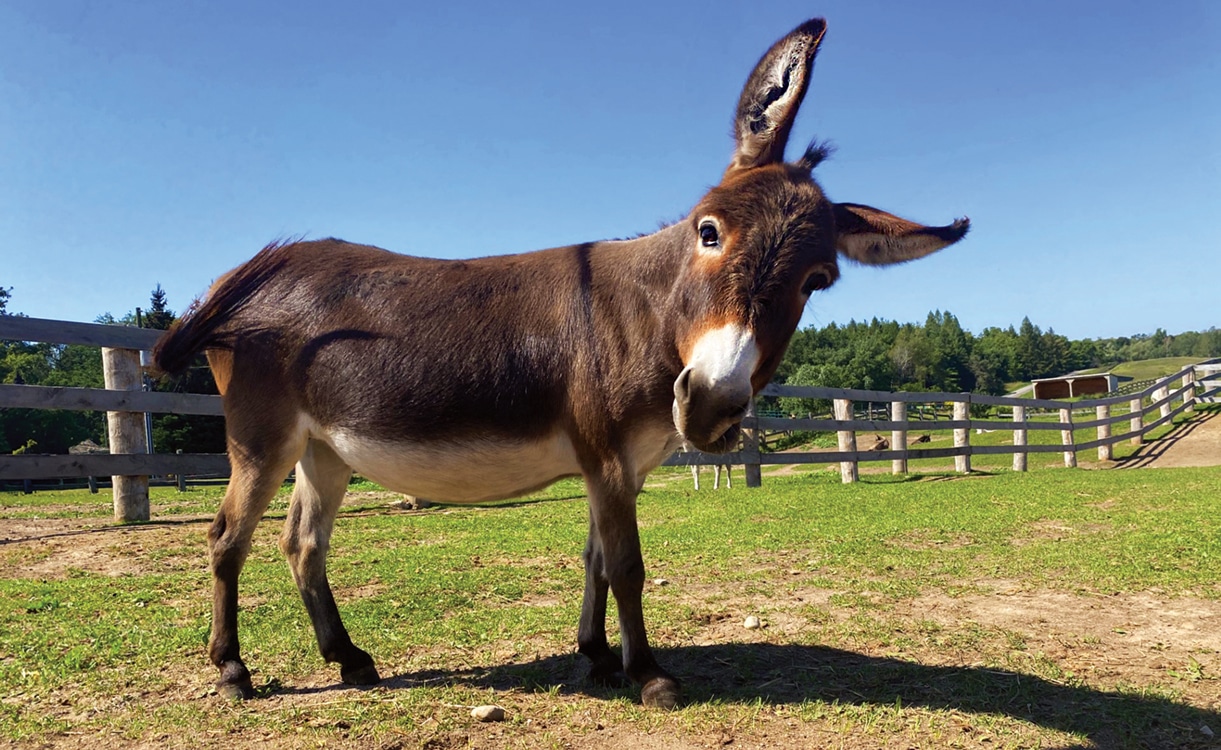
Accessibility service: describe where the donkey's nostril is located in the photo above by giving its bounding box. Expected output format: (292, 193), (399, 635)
(674, 367), (694, 403)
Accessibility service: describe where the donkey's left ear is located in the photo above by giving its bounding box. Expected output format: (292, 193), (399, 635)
(834, 203), (970, 266)
(728, 18), (827, 173)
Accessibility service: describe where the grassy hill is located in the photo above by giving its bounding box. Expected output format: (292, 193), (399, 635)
(1092, 356), (1203, 381)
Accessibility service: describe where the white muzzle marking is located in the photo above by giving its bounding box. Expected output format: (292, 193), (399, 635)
(679, 323), (759, 407)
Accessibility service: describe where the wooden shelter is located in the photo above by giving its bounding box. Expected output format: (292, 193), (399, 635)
(1031, 373), (1118, 399)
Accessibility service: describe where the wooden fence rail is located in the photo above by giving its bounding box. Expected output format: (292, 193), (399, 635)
(3, 316), (1219, 520)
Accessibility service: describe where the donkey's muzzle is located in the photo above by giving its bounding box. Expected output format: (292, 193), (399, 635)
(672, 367), (750, 453)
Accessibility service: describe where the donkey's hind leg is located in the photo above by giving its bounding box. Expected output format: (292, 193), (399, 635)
(280, 439), (379, 686)
(209, 430), (305, 700)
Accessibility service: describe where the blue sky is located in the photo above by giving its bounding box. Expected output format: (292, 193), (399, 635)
(2, 1), (1218, 340)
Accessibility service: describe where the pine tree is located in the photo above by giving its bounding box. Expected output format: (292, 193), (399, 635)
(145, 284), (175, 330)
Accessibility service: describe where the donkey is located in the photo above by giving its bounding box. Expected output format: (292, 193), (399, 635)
(154, 18), (967, 709)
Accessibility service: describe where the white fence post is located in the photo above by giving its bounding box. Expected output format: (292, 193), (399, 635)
(890, 400), (907, 474)
(1130, 397), (1143, 445)
(833, 398), (857, 484)
(1060, 406), (1077, 468)
(1096, 404), (1112, 462)
(1183, 369), (1196, 414)
(1157, 386), (1171, 421)
(102, 347), (150, 522)
(953, 400), (971, 473)
(1012, 405), (1027, 472)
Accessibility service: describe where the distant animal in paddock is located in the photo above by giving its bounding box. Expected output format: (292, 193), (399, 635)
(691, 461), (732, 490)
(683, 439), (727, 493)
(153, 17), (968, 709)
(684, 441), (733, 490)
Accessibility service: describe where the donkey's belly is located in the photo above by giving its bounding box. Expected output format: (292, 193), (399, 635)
(322, 430), (583, 504)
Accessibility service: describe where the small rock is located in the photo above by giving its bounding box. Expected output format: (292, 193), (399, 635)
(652, 578), (669, 586)
(471, 705), (505, 722)
(743, 615), (762, 630)
(1201, 724), (1215, 738)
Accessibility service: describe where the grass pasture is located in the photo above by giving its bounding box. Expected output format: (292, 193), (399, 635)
(2, 466), (1221, 749)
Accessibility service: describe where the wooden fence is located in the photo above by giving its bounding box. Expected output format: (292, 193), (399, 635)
(666, 359), (1221, 484)
(3, 316), (1219, 521)
(0, 316), (227, 521)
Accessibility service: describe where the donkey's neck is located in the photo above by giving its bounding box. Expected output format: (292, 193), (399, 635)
(588, 221), (691, 298)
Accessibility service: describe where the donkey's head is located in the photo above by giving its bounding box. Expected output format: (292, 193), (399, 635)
(672, 19), (969, 452)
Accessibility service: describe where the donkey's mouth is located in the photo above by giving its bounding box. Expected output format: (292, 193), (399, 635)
(684, 420), (742, 454)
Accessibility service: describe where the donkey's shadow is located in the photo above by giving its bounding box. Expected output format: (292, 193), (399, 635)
(358, 642), (1218, 748)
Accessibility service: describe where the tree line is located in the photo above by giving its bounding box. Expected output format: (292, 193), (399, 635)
(774, 311), (1221, 416)
(2, 284), (1219, 454)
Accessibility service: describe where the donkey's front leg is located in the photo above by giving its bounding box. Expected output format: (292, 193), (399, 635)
(577, 516), (627, 687)
(583, 467), (681, 708)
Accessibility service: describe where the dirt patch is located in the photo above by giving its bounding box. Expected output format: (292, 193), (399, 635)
(1, 518), (210, 580)
(1125, 408), (1221, 468)
(912, 582), (1221, 703)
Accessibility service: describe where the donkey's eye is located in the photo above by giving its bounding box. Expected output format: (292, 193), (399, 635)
(802, 271), (832, 295)
(698, 222), (720, 248)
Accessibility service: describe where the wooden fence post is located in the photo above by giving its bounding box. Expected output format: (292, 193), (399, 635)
(1060, 406), (1077, 468)
(743, 401), (762, 488)
(833, 398), (857, 484)
(102, 347), (150, 522)
(1096, 404), (1112, 462)
(1157, 386), (1171, 421)
(953, 400), (971, 473)
(1012, 405), (1027, 472)
(1130, 397), (1143, 445)
(1183, 369), (1196, 414)
(890, 400), (907, 474)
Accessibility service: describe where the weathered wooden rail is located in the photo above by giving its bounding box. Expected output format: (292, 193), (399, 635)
(3, 316), (1218, 520)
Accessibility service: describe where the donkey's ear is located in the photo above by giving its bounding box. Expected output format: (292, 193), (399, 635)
(728, 18), (827, 173)
(834, 203), (970, 266)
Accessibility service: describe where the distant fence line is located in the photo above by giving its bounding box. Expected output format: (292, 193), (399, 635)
(665, 360), (1220, 483)
(2, 315), (1218, 521)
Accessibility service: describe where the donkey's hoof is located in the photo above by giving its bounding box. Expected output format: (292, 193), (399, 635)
(641, 676), (682, 709)
(216, 680), (255, 701)
(341, 662), (381, 686)
(216, 660), (255, 700)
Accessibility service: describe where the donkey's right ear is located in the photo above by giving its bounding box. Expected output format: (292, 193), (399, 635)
(727, 18), (827, 175)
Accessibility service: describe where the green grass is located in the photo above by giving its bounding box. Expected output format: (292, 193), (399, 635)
(2, 465), (1220, 747)
(1090, 356), (1202, 381)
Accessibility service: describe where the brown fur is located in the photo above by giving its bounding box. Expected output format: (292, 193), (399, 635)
(153, 17), (968, 708)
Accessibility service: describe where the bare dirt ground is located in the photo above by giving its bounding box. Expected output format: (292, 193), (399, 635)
(1123, 407), (1221, 468)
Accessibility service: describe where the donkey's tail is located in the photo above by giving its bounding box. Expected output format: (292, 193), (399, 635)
(152, 240), (295, 375)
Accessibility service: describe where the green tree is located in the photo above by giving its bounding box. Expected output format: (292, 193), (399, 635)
(144, 284), (175, 330)
(969, 326), (1017, 395)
